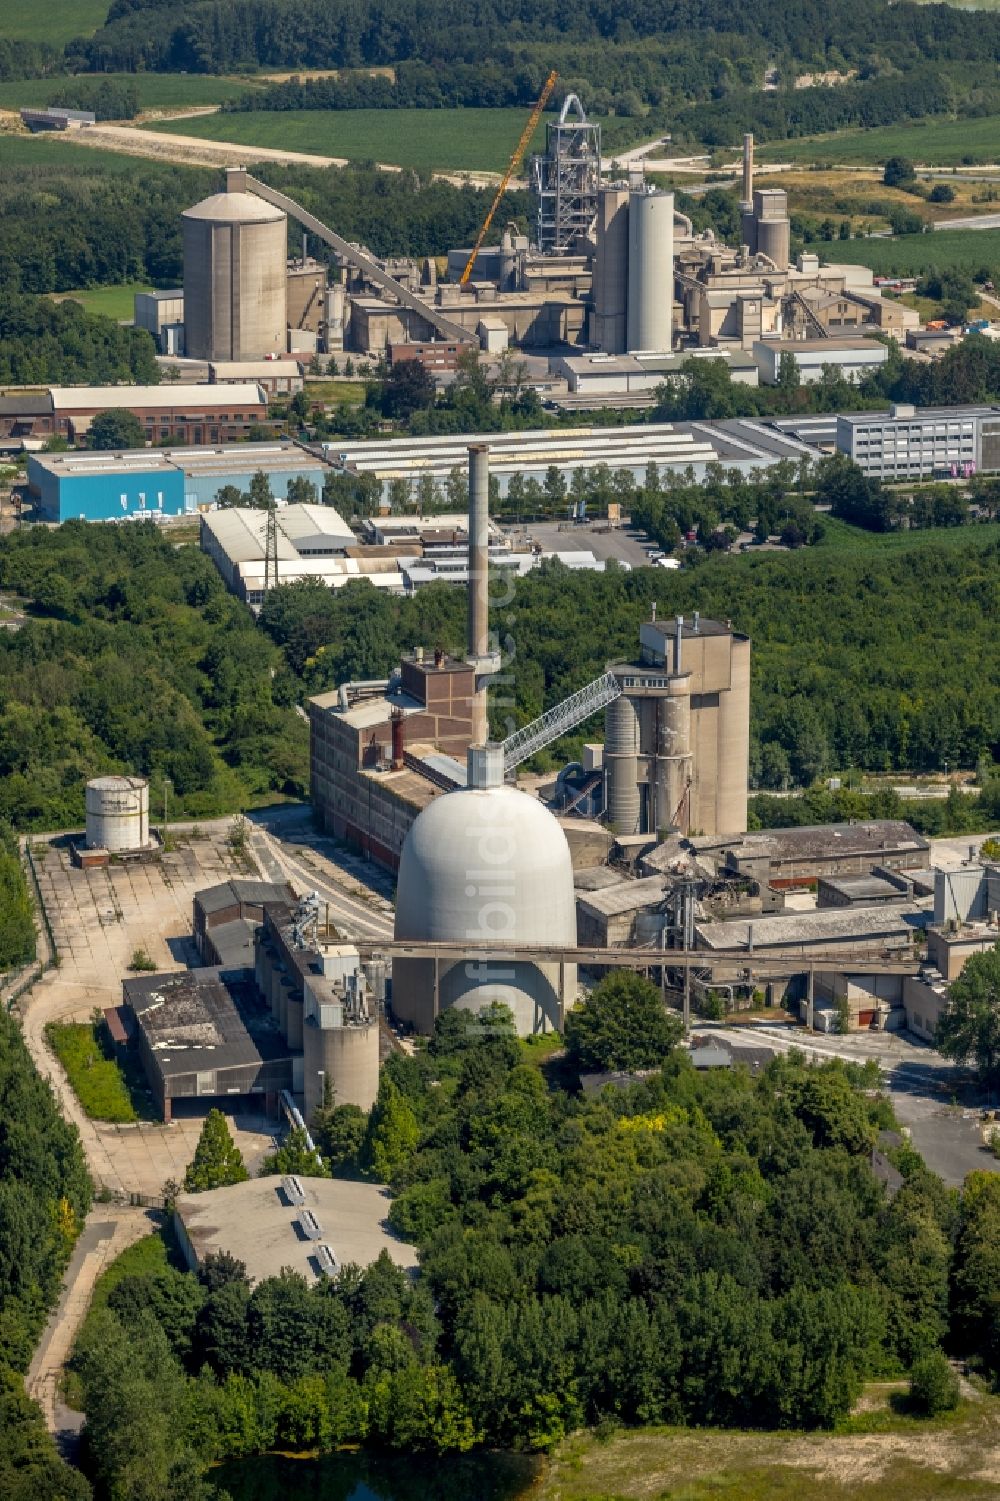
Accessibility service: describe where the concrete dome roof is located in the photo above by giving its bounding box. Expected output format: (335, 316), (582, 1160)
(182, 191), (286, 225)
(395, 786), (576, 947)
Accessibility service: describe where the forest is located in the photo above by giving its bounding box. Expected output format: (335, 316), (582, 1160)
(0, 294), (159, 386)
(62, 1000), (1000, 1498)
(60, 0), (1000, 94)
(0, 523), (308, 833)
(0, 1009), (91, 1499)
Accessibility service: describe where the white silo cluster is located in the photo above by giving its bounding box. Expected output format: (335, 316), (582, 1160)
(593, 183), (675, 355)
(85, 775), (151, 852)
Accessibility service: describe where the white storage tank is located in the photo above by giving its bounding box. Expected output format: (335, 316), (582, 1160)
(393, 747), (577, 1036)
(627, 189), (674, 354)
(182, 177), (288, 362)
(85, 775), (150, 852)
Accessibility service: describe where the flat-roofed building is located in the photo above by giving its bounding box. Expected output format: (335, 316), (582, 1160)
(208, 360), (304, 396)
(27, 440), (326, 525)
(576, 875), (669, 947)
(551, 349), (759, 397)
(836, 403), (1000, 480)
(123, 967), (297, 1121)
(324, 419), (816, 506)
(134, 290), (185, 354)
(753, 337), (888, 386)
(309, 651), (479, 871)
(692, 821), (930, 886)
(174, 1177), (418, 1285)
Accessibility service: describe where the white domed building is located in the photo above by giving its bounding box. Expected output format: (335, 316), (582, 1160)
(392, 746), (577, 1036)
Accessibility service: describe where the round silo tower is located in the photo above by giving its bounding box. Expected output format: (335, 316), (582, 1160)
(182, 182), (287, 361)
(392, 746), (577, 1037)
(85, 775), (150, 852)
(627, 189), (674, 353)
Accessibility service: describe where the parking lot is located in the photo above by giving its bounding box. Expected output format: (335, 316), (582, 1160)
(502, 520), (660, 569)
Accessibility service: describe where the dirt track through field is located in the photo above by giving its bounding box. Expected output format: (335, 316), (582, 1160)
(56, 120), (505, 188)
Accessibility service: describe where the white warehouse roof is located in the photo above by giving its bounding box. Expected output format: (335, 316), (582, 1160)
(49, 384), (266, 410)
(201, 503), (355, 562)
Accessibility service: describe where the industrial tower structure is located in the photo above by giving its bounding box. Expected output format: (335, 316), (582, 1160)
(605, 612), (750, 838)
(532, 95), (601, 254)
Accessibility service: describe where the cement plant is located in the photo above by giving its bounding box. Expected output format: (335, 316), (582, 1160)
(8, 49), (1000, 1501)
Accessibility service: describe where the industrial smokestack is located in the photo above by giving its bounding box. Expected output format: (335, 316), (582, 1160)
(742, 133), (754, 206)
(467, 445), (490, 744)
(675, 614), (684, 674)
(390, 707), (405, 770)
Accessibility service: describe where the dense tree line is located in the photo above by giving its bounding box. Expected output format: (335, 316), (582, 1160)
(64, 0), (1000, 88)
(0, 1009), (91, 1498)
(0, 823), (35, 974)
(68, 1006), (964, 1495)
(0, 295), (159, 386)
(46, 79), (141, 120)
(0, 524), (307, 833)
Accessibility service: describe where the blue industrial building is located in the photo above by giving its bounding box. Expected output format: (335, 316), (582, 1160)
(27, 441), (327, 524)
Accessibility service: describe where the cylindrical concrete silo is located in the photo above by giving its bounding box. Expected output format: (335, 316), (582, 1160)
(755, 216), (791, 273)
(605, 691), (641, 835)
(85, 776), (149, 852)
(627, 189), (674, 352)
(182, 185), (288, 361)
(303, 1003), (379, 1120)
(654, 675), (692, 835)
(392, 749), (577, 1037)
(592, 185), (630, 353)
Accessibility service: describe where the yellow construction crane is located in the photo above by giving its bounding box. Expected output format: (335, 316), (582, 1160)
(460, 69), (558, 287)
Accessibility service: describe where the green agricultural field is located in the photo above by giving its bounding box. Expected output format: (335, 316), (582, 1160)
(0, 73), (258, 112)
(816, 227), (1000, 277)
(52, 283), (152, 320)
(2, 0), (107, 43)
(149, 106), (563, 172)
(759, 114), (1000, 166)
(45, 1019), (157, 1123)
(0, 131), (165, 173)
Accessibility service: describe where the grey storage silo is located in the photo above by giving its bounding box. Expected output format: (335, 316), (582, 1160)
(627, 189), (674, 353)
(182, 187), (288, 361)
(85, 775), (150, 852)
(592, 185), (630, 354)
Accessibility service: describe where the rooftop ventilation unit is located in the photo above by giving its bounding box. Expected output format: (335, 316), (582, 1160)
(298, 1209), (323, 1240)
(315, 1244), (338, 1277)
(281, 1174), (306, 1206)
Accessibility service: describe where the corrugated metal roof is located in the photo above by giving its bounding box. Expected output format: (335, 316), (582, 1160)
(696, 902), (929, 950)
(577, 876), (669, 918)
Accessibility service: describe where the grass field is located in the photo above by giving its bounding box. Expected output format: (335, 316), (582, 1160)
(45, 1019), (156, 1122)
(0, 73), (257, 113)
(814, 227), (1000, 276)
(2, 0), (107, 43)
(538, 1396), (1000, 1500)
(150, 106), (567, 172)
(759, 115), (1000, 166)
(52, 282), (152, 319)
